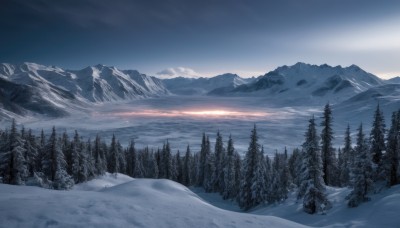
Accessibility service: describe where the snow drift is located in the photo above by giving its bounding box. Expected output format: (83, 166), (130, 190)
(0, 174), (307, 228)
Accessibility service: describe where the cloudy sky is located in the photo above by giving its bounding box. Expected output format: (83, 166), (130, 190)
(1, 0), (400, 78)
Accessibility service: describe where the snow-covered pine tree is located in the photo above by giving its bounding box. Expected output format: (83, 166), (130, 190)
(348, 123), (374, 207)
(211, 131), (225, 193)
(160, 141), (172, 179)
(238, 125), (264, 210)
(43, 126), (73, 189)
(280, 149), (291, 200)
(174, 150), (183, 183)
(223, 135), (236, 199)
(133, 148), (145, 178)
(181, 145), (192, 186)
(83, 138), (95, 180)
(384, 111), (400, 186)
(340, 124), (353, 186)
(61, 131), (72, 175)
(117, 140), (126, 174)
(370, 104), (386, 168)
(197, 133), (208, 186)
(299, 116), (330, 214)
(108, 134), (120, 174)
(203, 136), (215, 192)
(125, 140), (135, 177)
(71, 130), (82, 183)
(0, 119), (28, 185)
(288, 148), (302, 187)
(93, 134), (106, 175)
(320, 103), (337, 186)
(24, 129), (39, 177)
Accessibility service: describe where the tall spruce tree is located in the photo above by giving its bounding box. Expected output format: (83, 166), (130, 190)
(0, 119), (28, 185)
(320, 103), (336, 186)
(223, 135), (236, 199)
(340, 124), (353, 186)
(43, 127), (73, 189)
(238, 125), (264, 210)
(299, 116), (329, 214)
(212, 131), (225, 192)
(182, 145), (192, 186)
(197, 133), (208, 186)
(108, 134), (120, 174)
(370, 104), (386, 178)
(384, 111), (400, 186)
(348, 124), (374, 207)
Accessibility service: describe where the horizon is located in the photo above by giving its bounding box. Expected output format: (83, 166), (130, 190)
(1, 0), (400, 79)
(2, 61), (398, 80)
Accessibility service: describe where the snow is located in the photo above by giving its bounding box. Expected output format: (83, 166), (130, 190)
(0, 175), (308, 228)
(1, 174), (398, 228)
(252, 185), (400, 228)
(192, 184), (400, 228)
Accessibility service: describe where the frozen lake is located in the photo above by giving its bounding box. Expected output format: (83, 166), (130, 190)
(8, 96), (369, 156)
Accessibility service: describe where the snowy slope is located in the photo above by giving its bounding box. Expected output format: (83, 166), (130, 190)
(0, 175), (308, 228)
(334, 83), (400, 123)
(252, 185), (400, 228)
(163, 73), (255, 95)
(218, 63), (384, 105)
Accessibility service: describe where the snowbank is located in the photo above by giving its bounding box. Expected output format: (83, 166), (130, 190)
(0, 175), (307, 228)
(253, 185), (400, 228)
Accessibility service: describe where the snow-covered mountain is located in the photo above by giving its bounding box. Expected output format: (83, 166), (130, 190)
(386, 76), (400, 84)
(162, 73), (255, 95)
(334, 83), (400, 123)
(0, 63), (169, 117)
(214, 63), (385, 105)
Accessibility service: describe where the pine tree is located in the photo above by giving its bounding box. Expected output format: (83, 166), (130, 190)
(108, 134), (120, 174)
(340, 124), (353, 186)
(211, 131), (225, 192)
(223, 135), (236, 199)
(197, 133), (209, 186)
(86, 138), (96, 179)
(93, 135), (106, 176)
(43, 126), (73, 189)
(384, 111), (400, 186)
(0, 119), (28, 185)
(348, 124), (374, 207)
(288, 148), (302, 187)
(161, 141), (172, 179)
(125, 140), (135, 177)
(71, 131), (82, 182)
(370, 104), (386, 168)
(174, 150), (183, 183)
(203, 136), (215, 192)
(238, 125), (265, 210)
(299, 116), (330, 214)
(320, 103), (337, 186)
(182, 145), (192, 186)
(24, 129), (39, 177)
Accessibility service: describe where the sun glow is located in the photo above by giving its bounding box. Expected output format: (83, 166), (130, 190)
(109, 109), (268, 119)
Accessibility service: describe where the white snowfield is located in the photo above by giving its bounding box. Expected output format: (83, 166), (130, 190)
(0, 173), (308, 228)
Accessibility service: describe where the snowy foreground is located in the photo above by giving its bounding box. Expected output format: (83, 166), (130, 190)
(0, 173), (306, 228)
(1, 173), (399, 228)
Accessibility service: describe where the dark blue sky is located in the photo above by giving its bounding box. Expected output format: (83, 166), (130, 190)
(1, 0), (400, 78)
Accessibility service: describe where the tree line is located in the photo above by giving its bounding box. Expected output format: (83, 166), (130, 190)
(0, 104), (399, 214)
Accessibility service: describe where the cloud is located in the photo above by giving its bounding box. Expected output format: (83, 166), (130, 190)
(156, 67), (201, 78)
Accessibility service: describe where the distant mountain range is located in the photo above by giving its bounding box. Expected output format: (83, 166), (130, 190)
(0, 62), (398, 118)
(162, 73), (255, 95)
(0, 63), (168, 117)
